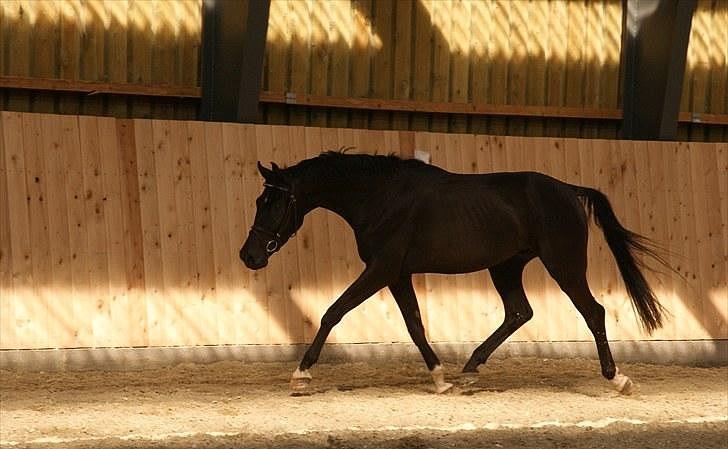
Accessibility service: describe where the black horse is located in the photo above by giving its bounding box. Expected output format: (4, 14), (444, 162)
(240, 152), (667, 395)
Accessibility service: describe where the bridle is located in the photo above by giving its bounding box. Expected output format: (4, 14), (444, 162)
(250, 183), (298, 254)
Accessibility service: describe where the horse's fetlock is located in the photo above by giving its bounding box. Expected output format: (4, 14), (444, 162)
(602, 365), (616, 380)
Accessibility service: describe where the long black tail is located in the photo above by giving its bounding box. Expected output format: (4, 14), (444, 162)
(571, 185), (668, 333)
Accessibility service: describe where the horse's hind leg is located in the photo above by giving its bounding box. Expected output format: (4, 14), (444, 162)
(540, 250), (633, 394)
(462, 255), (533, 373)
(389, 275), (452, 393)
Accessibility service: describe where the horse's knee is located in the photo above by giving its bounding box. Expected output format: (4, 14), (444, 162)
(320, 310), (342, 329)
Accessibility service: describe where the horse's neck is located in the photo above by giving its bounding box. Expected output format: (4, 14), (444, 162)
(301, 176), (376, 233)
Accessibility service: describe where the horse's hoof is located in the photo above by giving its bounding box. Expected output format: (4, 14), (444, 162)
(430, 365), (453, 394)
(435, 382), (454, 394)
(459, 372), (479, 387)
(290, 368), (312, 393)
(610, 367), (634, 395)
(290, 377), (311, 392)
(619, 377), (634, 395)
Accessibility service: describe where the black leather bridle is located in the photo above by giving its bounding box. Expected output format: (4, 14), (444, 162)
(250, 183), (298, 254)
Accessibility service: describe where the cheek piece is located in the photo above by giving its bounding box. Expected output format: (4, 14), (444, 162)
(250, 183), (298, 255)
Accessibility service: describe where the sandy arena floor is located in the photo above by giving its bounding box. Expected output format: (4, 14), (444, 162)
(1, 357), (726, 448)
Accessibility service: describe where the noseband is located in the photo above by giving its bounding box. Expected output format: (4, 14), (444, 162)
(250, 183), (298, 254)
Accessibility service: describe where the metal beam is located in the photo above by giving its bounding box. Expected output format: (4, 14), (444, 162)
(620, 0), (696, 140)
(199, 0), (270, 123)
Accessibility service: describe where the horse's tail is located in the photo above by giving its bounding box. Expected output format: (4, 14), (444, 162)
(570, 185), (668, 334)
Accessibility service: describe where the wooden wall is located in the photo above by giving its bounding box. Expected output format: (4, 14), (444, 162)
(1, 111), (725, 350)
(1, 0), (726, 140)
(0, 0), (201, 118)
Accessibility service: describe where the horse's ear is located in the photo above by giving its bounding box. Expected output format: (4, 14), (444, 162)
(257, 161), (274, 180)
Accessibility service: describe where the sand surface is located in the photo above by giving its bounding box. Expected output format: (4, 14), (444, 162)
(1, 357), (726, 448)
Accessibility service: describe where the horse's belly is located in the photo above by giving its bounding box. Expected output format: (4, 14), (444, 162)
(404, 229), (524, 274)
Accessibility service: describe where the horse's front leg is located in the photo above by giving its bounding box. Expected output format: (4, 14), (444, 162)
(291, 264), (391, 392)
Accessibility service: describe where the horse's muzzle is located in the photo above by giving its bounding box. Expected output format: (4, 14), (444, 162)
(240, 248), (268, 270)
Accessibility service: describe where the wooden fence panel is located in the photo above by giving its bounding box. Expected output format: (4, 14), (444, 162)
(0, 112), (726, 350)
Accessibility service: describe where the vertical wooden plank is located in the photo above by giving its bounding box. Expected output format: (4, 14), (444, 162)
(392, 0), (413, 130)
(15, 114), (52, 348)
(328, 0), (351, 128)
(470, 0), (492, 135)
(79, 0), (106, 115)
(599, 0), (621, 138)
(581, 0), (602, 138)
(4, 1), (32, 111)
(151, 120), (180, 345)
(266, 0), (289, 125)
(104, 0), (128, 117)
(106, 117), (146, 347)
(350, 0), (372, 129)
(309, 2), (330, 126)
(203, 122), (236, 344)
(370, 0), (394, 130)
(0, 114), (16, 348)
(135, 120), (164, 346)
(2, 112), (37, 347)
(150, 0), (176, 118)
(32, 1), (59, 113)
(715, 143), (728, 336)
(488, 0), (511, 135)
(506, 0), (527, 135)
(56, 116), (92, 347)
(545, 0), (568, 137)
(177, 1), (201, 119)
(58, 0), (81, 114)
(187, 120), (219, 345)
(524, 0), (548, 136)
(288, 0), (311, 126)
(449, 0), (471, 134)
(129, 0), (152, 117)
(78, 116), (112, 347)
(691, 142), (725, 338)
(39, 114), (74, 348)
(411, 0), (433, 131)
(564, 0), (587, 137)
(169, 120), (198, 345)
(430, 0), (451, 133)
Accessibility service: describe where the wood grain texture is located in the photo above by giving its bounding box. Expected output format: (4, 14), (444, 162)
(1, 112), (725, 350)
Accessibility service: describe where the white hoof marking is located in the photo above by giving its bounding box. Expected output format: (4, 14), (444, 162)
(431, 365), (454, 394)
(292, 368), (312, 380)
(610, 367), (634, 395)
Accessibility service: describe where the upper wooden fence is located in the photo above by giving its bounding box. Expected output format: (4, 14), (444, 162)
(1, 111), (726, 350)
(0, 0), (726, 141)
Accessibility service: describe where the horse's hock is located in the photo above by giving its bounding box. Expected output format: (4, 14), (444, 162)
(1, 112), (725, 369)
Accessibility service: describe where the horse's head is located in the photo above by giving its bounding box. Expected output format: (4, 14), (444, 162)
(240, 162), (302, 270)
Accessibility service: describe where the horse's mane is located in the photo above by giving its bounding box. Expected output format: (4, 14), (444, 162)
(285, 150), (427, 181)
